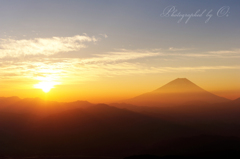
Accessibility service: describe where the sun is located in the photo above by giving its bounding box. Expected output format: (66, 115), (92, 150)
(34, 81), (57, 93)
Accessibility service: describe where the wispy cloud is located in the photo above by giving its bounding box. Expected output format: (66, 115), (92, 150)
(168, 47), (194, 52)
(80, 51), (159, 63)
(208, 49), (240, 54)
(0, 35), (97, 58)
(166, 48), (240, 58)
(1, 46), (240, 88)
(99, 34), (108, 38)
(1, 55), (240, 86)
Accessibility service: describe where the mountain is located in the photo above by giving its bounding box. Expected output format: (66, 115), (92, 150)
(139, 135), (240, 158)
(0, 96), (240, 157)
(0, 97), (195, 157)
(233, 97), (240, 104)
(0, 97), (95, 117)
(123, 78), (230, 106)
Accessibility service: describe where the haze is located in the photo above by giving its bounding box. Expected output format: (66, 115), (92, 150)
(1, 1), (240, 158)
(0, 0), (239, 103)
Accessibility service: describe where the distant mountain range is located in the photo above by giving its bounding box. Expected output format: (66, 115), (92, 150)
(0, 78), (240, 158)
(0, 96), (195, 158)
(123, 78), (230, 106)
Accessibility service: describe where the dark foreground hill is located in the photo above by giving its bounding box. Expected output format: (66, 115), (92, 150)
(0, 97), (196, 158)
(112, 97), (240, 137)
(0, 95), (240, 158)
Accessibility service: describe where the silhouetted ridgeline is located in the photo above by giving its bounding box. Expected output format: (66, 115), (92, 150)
(0, 79), (240, 158)
(0, 97), (193, 157)
(123, 78), (230, 106)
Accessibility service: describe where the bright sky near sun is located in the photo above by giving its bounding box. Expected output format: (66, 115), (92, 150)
(0, 0), (239, 102)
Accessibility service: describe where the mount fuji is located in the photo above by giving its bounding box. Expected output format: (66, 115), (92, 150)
(124, 78), (230, 106)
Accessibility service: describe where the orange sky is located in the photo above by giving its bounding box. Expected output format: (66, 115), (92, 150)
(0, 1), (239, 103)
(1, 70), (239, 103)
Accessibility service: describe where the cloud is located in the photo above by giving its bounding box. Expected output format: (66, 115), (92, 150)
(1, 47), (240, 88)
(99, 34), (108, 38)
(1, 54), (240, 85)
(166, 49), (240, 59)
(168, 47), (194, 52)
(149, 48), (240, 59)
(208, 49), (240, 54)
(0, 35), (97, 58)
(80, 51), (159, 64)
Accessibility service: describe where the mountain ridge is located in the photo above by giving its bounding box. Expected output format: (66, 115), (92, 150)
(123, 78), (230, 106)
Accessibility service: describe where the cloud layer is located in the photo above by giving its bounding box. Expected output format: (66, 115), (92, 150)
(0, 35), (239, 89)
(1, 54), (239, 85)
(0, 35), (97, 58)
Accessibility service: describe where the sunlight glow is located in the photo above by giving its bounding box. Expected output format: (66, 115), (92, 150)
(34, 81), (58, 93)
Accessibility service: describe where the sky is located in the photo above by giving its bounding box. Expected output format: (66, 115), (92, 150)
(0, 0), (239, 102)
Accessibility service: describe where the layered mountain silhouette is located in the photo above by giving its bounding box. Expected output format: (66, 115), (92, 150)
(0, 78), (239, 158)
(0, 97), (196, 157)
(0, 95), (240, 158)
(124, 78), (230, 106)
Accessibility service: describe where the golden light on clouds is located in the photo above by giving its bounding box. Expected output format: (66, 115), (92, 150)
(0, 34), (239, 102)
(0, 35), (97, 58)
